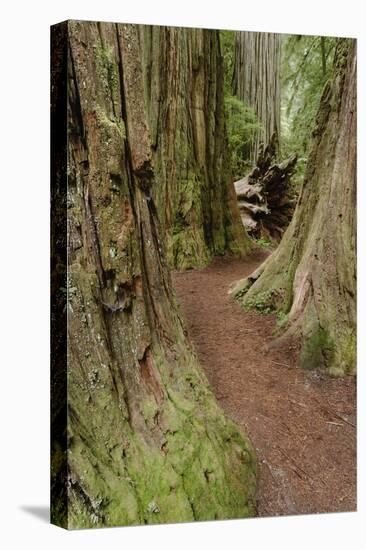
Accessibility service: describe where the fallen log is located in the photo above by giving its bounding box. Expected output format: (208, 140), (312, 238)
(234, 133), (297, 242)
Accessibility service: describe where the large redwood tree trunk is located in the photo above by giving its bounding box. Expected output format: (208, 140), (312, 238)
(139, 26), (250, 269)
(51, 20), (256, 529)
(233, 31), (281, 163)
(232, 39), (356, 377)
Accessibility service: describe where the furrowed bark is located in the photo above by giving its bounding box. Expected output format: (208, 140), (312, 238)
(138, 26), (250, 269)
(232, 39), (356, 377)
(233, 31), (281, 163)
(51, 20), (256, 529)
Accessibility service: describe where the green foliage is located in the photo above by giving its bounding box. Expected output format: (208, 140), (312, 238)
(224, 95), (262, 180)
(276, 311), (289, 327)
(281, 35), (337, 184)
(220, 30), (236, 95)
(243, 290), (274, 315)
(254, 237), (272, 249)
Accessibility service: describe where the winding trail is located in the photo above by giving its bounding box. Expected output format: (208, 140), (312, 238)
(172, 249), (356, 517)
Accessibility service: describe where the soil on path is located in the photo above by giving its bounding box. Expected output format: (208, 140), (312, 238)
(172, 249), (356, 517)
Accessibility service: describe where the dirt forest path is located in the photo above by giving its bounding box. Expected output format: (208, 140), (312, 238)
(172, 249), (356, 517)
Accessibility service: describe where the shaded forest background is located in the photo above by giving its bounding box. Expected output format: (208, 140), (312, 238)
(223, 31), (338, 185)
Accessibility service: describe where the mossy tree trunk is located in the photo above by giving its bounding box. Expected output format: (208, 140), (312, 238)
(232, 39), (356, 377)
(232, 31), (281, 164)
(51, 20), (256, 529)
(139, 26), (250, 269)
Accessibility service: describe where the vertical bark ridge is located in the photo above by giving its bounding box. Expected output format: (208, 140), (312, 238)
(233, 31), (281, 163)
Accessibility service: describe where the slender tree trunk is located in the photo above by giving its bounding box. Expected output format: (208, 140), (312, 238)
(139, 26), (250, 269)
(51, 20), (256, 529)
(232, 31), (281, 163)
(232, 39), (356, 376)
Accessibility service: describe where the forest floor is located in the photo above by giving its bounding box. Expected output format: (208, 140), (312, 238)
(172, 248), (356, 517)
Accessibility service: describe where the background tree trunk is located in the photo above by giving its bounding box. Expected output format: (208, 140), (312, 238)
(139, 26), (250, 270)
(232, 31), (281, 164)
(51, 20), (256, 529)
(232, 39), (356, 377)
